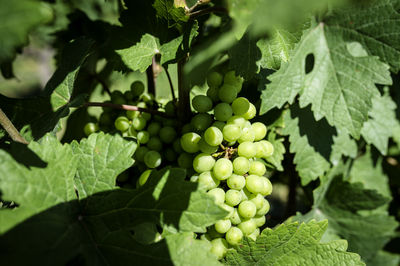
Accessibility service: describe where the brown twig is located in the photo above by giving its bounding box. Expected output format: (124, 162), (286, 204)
(164, 67), (176, 101)
(189, 6), (228, 19)
(0, 108), (28, 144)
(83, 102), (174, 118)
(146, 58), (157, 96)
(177, 58), (190, 121)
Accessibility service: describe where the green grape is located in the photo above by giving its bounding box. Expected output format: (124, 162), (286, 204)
(222, 124), (241, 142)
(111, 91), (126, 105)
(165, 148), (177, 162)
(124, 90), (134, 101)
(225, 227), (243, 245)
(204, 126), (223, 147)
(231, 97), (250, 116)
(159, 126), (177, 143)
(245, 175), (264, 194)
(132, 117), (146, 130)
(128, 126), (137, 137)
(249, 160), (266, 176)
(177, 153), (193, 168)
(190, 175), (199, 182)
(248, 228), (260, 241)
(227, 174), (246, 190)
(221, 204), (235, 218)
(207, 71), (223, 88)
(214, 103), (233, 121)
(99, 112), (112, 126)
(224, 70), (243, 88)
(214, 219), (232, 234)
(193, 153), (216, 173)
(181, 123), (193, 134)
(137, 169), (153, 187)
(238, 126), (255, 143)
(207, 226), (224, 239)
(256, 198), (270, 216)
(253, 215), (266, 227)
(249, 193), (265, 209)
(232, 157), (250, 175)
(126, 110), (140, 120)
(218, 84), (238, 103)
(207, 87), (220, 102)
(114, 116), (130, 132)
(141, 93), (154, 103)
(229, 208), (243, 225)
(199, 139), (219, 154)
(137, 102), (147, 108)
(251, 122), (267, 141)
(238, 200), (257, 218)
(137, 131), (150, 144)
(147, 137), (163, 151)
(240, 187), (252, 202)
(192, 95), (213, 113)
(238, 219), (257, 236)
(141, 112), (152, 121)
(173, 139), (183, 153)
(260, 177), (273, 196)
(241, 103), (256, 120)
(198, 171), (220, 190)
(147, 122), (162, 136)
(213, 158), (233, 180)
(191, 113), (213, 132)
(238, 142), (256, 158)
(226, 116), (247, 129)
(135, 146), (149, 162)
(144, 150), (162, 168)
(180, 132), (201, 153)
(225, 189), (242, 206)
(259, 140), (274, 157)
(207, 188), (225, 204)
(212, 121), (226, 131)
(131, 81), (145, 96)
(84, 122), (99, 136)
(210, 238), (228, 260)
(165, 101), (176, 116)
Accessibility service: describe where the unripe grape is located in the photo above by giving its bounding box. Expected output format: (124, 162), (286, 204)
(232, 157), (250, 175)
(229, 209), (243, 225)
(138, 169), (153, 187)
(126, 110), (140, 120)
(226, 116), (247, 128)
(238, 126), (255, 143)
(137, 131), (150, 144)
(207, 87), (220, 102)
(218, 84), (238, 103)
(249, 193), (265, 209)
(212, 121), (225, 131)
(115, 116), (130, 132)
(207, 188), (225, 205)
(124, 90), (134, 101)
(256, 199), (270, 216)
(260, 177), (273, 196)
(225, 227), (243, 245)
(165, 101), (176, 116)
(199, 139), (218, 154)
(165, 148), (177, 162)
(224, 70), (243, 88)
(180, 132), (201, 153)
(214, 219), (231, 234)
(190, 175), (199, 182)
(111, 91), (125, 105)
(191, 113), (213, 132)
(192, 95), (213, 113)
(147, 122), (162, 136)
(253, 215), (266, 227)
(193, 153), (215, 173)
(240, 187), (252, 202)
(144, 151), (162, 168)
(259, 140), (274, 157)
(207, 71), (223, 88)
(221, 204), (234, 218)
(204, 126), (223, 146)
(248, 228), (260, 241)
(198, 171), (220, 190)
(159, 126), (177, 143)
(141, 93), (154, 103)
(225, 189), (242, 206)
(214, 103), (232, 121)
(238, 200), (257, 218)
(231, 97), (250, 116)
(131, 81), (145, 96)
(249, 160), (266, 176)
(210, 238), (228, 260)
(241, 103), (256, 120)
(181, 123), (192, 134)
(222, 124), (241, 142)
(227, 174), (246, 190)
(213, 158), (233, 180)
(135, 146), (149, 162)
(141, 112), (152, 121)
(99, 113), (112, 126)
(128, 126), (137, 137)
(84, 122), (99, 136)
(173, 139), (183, 153)
(246, 175), (264, 194)
(238, 142), (256, 158)
(238, 219), (257, 235)
(147, 137), (163, 151)
(252, 122), (267, 141)
(177, 153), (193, 168)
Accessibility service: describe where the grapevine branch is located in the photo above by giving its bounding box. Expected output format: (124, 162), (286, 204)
(189, 7), (228, 19)
(164, 67), (176, 101)
(0, 108), (28, 144)
(83, 102), (174, 118)
(177, 57), (191, 121)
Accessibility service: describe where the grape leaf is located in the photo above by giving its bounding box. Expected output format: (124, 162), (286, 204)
(325, 0), (400, 72)
(153, 0), (189, 27)
(360, 90), (398, 155)
(71, 132), (137, 199)
(0, 0), (52, 63)
(295, 163), (398, 265)
(224, 220), (364, 266)
(260, 24), (392, 138)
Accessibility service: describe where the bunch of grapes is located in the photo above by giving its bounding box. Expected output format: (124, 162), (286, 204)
(179, 71), (274, 259)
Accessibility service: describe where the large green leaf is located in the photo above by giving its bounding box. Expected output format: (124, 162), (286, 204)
(224, 220), (364, 266)
(153, 0), (189, 27)
(261, 24), (392, 138)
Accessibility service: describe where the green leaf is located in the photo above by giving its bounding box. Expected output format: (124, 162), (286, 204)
(325, 0), (400, 72)
(360, 90), (398, 155)
(0, 0), (52, 63)
(295, 163), (398, 264)
(260, 24), (392, 138)
(153, 0), (189, 27)
(264, 131), (285, 171)
(71, 133), (137, 199)
(0, 134), (78, 234)
(224, 220), (364, 266)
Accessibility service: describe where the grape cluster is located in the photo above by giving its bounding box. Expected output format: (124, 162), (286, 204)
(180, 71), (274, 259)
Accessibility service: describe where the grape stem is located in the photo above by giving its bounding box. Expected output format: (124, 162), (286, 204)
(0, 108), (29, 144)
(187, 0), (208, 13)
(189, 7), (227, 19)
(146, 57), (157, 96)
(164, 66), (176, 101)
(83, 102), (174, 118)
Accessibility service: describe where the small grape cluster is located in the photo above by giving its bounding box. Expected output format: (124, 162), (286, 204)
(179, 71), (274, 259)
